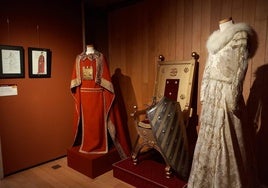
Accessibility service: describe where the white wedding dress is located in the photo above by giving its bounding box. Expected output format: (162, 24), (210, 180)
(188, 23), (257, 188)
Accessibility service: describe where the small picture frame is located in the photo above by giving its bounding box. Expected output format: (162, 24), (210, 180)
(28, 47), (51, 78)
(0, 45), (25, 78)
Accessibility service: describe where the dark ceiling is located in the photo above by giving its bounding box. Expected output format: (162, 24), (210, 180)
(86, 0), (142, 10)
(87, 0), (126, 7)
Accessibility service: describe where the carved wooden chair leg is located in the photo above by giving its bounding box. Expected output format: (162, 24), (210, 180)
(131, 152), (138, 165)
(165, 165), (172, 179)
(131, 136), (144, 165)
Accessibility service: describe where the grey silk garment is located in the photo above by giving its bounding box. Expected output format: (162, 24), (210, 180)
(187, 23), (257, 188)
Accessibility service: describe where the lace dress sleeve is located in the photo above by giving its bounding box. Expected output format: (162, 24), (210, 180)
(200, 59), (211, 104)
(231, 31), (249, 112)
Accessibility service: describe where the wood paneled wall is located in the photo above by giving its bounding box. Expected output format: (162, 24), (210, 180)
(108, 0), (268, 184)
(108, 0), (268, 122)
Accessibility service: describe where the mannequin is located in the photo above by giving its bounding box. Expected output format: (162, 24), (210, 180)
(219, 17), (234, 31)
(70, 45), (131, 159)
(187, 18), (257, 187)
(86, 44), (95, 55)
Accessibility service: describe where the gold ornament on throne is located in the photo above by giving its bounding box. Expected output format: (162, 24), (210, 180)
(131, 52), (199, 179)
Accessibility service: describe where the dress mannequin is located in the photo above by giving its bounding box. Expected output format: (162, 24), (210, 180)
(219, 17), (234, 31)
(86, 44), (95, 55)
(70, 44), (131, 159)
(187, 18), (257, 187)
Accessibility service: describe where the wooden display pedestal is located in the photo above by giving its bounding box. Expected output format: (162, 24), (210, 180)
(112, 151), (187, 188)
(67, 146), (120, 179)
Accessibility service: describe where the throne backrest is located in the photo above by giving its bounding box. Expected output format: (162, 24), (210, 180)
(153, 53), (198, 119)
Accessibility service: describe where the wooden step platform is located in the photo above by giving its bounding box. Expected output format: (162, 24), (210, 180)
(67, 146), (120, 179)
(112, 152), (187, 188)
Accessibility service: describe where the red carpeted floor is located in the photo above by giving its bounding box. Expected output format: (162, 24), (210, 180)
(113, 152), (187, 188)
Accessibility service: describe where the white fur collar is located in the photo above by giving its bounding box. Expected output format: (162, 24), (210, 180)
(206, 23), (252, 54)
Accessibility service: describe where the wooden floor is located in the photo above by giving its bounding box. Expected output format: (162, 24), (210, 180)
(0, 157), (135, 188)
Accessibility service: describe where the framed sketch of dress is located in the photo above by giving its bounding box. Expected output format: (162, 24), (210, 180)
(0, 45), (24, 78)
(28, 47), (51, 78)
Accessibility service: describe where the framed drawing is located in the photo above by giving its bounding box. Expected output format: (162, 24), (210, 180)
(0, 45), (24, 78)
(28, 47), (51, 78)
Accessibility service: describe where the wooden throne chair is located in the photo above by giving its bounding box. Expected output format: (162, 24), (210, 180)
(131, 52), (198, 179)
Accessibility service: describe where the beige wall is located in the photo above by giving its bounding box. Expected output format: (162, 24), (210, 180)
(0, 0), (83, 175)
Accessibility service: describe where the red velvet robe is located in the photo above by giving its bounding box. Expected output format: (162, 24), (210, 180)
(70, 51), (130, 159)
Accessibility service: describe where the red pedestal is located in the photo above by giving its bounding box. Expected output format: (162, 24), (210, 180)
(112, 154), (187, 188)
(67, 146), (121, 179)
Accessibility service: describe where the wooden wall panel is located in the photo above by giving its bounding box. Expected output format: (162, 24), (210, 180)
(108, 0), (268, 115)
(210, 0), (222, 30)
(108, 0), (268, 156)
(243, 0), (257, 99)
(220, 0), (232, 19)
(192, 0), (202, 55)
(175, 0), (185, 60)
(249, 0), (268, 103)
(231, 0), (243, 21)
(183, 0), (193, 59)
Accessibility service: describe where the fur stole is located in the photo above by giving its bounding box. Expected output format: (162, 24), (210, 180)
(206, 23), (252, 54)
